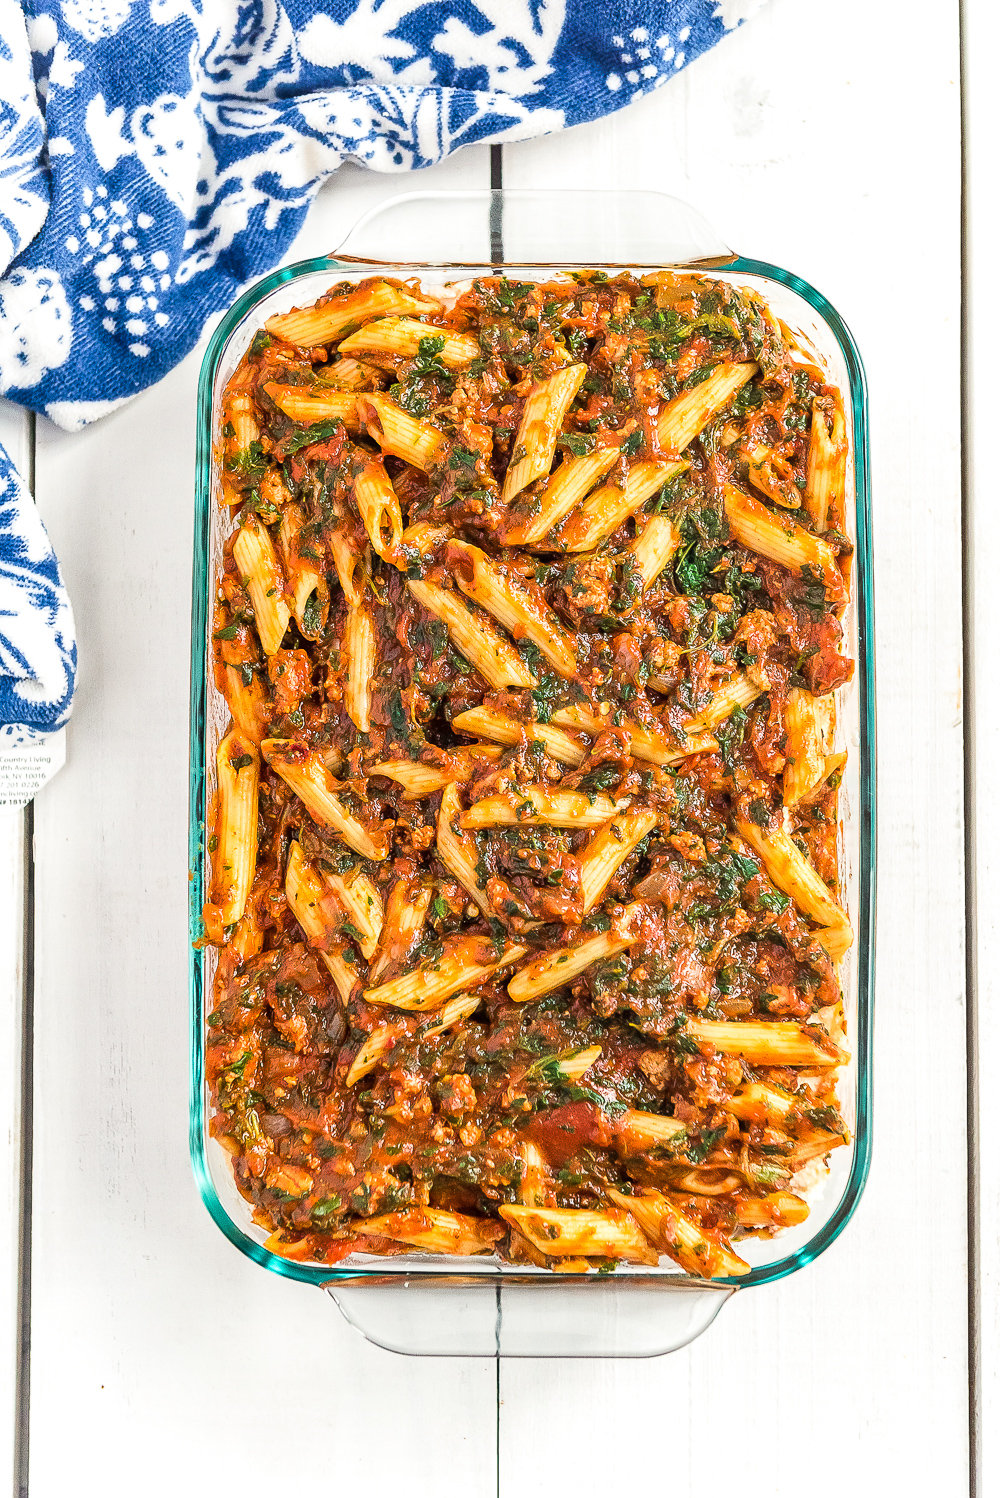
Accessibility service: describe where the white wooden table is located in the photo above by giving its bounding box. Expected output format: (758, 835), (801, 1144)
(4, 0), (990, 1490)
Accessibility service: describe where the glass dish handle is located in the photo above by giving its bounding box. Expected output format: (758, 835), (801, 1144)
(324, 1273), (736, 1358)
(332, 189), (734, 268)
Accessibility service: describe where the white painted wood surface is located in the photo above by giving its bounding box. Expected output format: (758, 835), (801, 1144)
(12, 0), (977, 1494)
(0, 398), (30, 1498)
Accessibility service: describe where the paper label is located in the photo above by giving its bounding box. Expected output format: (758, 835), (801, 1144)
(0, 729), (67, 810)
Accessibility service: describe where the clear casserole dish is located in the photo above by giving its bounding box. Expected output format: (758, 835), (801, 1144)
(189, 189), (874, 1357)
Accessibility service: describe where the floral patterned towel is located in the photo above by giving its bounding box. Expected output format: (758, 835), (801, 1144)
(0, 0), (760, 735)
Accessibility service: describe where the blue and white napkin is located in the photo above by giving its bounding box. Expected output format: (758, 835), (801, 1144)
(0, 0), (762, 738)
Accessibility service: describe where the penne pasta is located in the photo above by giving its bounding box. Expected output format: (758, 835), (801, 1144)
(345, 990), (480, 1088)
(450, 540), (577, 677)
(261, 739), (387, 860)
(804, 400), (847, 532)
(684, 672), (766, 735)
(351, 458), (403, 563)
(338, 316), (480, 368)
(577, 806), (659, 915)
(656, 361), (757, 453)
(356, 394), (447, 472)
(502, 364), (587, 503)
(329, 529), (365, 607)
(507, 909), (642, 1002)
(436, 782), (498, 919)
(736, 1192), (810, 1229)
(461, 786), (630, 830)
(736, 812), (851, 949)
(686, 1017), (847, 1067)
(283, 840), (358, 1001)
(551, 703), (717, 768)
(451, 706), (587, 766)
(607, 1187), (750, 1278)
(630, 513), (682, 589)
(364, 930), (526, 1012)
(222, 663), (268, 745)
(262, 383), (360, 432)
(343, 601), (376, 735)
(558, 459), (687, 552)
(506, 442), (621, 545)
(783, 688), (838, 806)
(407, 578), (536, 690)
(728, 1080), (798, 1125)
(322, 864), (384, 961)
(232, 514), (290, 657)
(279, 503), (329, 639)
(724, 483), (842, 597)
(353, 1207), (503, 1256)
(499, 1206), (658, 1266)
(265, 279), (441, 346)
(368, 879), (432, 985)
(615, 1109), (687, 1152)
(206, 729), (259, 932)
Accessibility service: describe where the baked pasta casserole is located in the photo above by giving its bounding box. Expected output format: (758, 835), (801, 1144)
(202, 270), (854, 1278)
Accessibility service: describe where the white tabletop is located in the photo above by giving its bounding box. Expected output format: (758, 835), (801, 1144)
(3, 0), (987, 1490)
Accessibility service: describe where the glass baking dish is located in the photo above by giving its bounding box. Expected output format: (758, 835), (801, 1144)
(189, 189), (874, 1357)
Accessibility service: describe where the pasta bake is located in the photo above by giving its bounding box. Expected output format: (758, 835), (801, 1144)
(203, 270), (854, 1278)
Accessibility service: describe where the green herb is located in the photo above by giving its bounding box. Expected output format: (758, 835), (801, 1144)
(249, 331), (272, 358)
(686, 1125), (726, 1163)
(432, 894), (449, 920)
(301, 592), (323, 636)
(559, 432), (595, 457)
(620, 429), (643, 457)
(285, 418), (343, 454)
(231, 753), (253, 771)
(756, 888), (791, 915)
(311, 1195), (343, 1222)
(213, 623), (241, 641)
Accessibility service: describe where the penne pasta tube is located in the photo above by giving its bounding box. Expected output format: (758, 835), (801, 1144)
(322, 865), (384, 960)
(724, 484), (842, 597)
(656, 362), (757, 453)
(683, 672), (766, 735)
(357, 395), (447, 472)
(461, 786), (630, 830)
(506, 442), (621, 545)
(222, 663), (268, 745)
(558, 459), (687, 552)
(607, 1187), (750, 1279)
(345, 990), (480, 1087)
(519, 1141), (551, 1209)
(226, 390), (258, 458)
(736, 1192), (810, 1229)
(343, 601), (376, 735)
(265, 279), (441, 346)
(354, 1207), (503, 1256)
(322, 356), (374, 391)
(407, 578), (536, 690)
(615, 1109), (687, 1152)
(630, 514), (682, 589)
(262, 383), (360, 432)
(814, 918), (854, 963)
(232, 514), (290, 657)
(207, 729), (259, 929)
(744, 442), (801, 510)
(436, 782), (498, 919)
(500, 1206), (658, 1266)
(261, 739), (387, 860)
(783, 688), (837, 806)
(735, 813), (850, 944)
(351, 458), (403, 563)
(284, 841), (358, 1001)
(786, 1131), (848, 1170)
(804, 401), (847, 532)
(279, 504), (329, 639)
(371, 747), (503, 798)
(507, 908), (642, 1003)
(578, 807), (659, 914)
(368, 879), (432, 984)
(686, 1017), (847, 1067)
(329, 529), (365, 606)
(551, 704), (717, 768)
(728, 1080), (798, 1125)
(526, 1044), (602, 1085)
(338, 317), (480, 368)
(450, 540), (577, 677)
(502, 364), (587, 503)
(451, 706), (586, 766)
(363, 930), (526, 1012)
